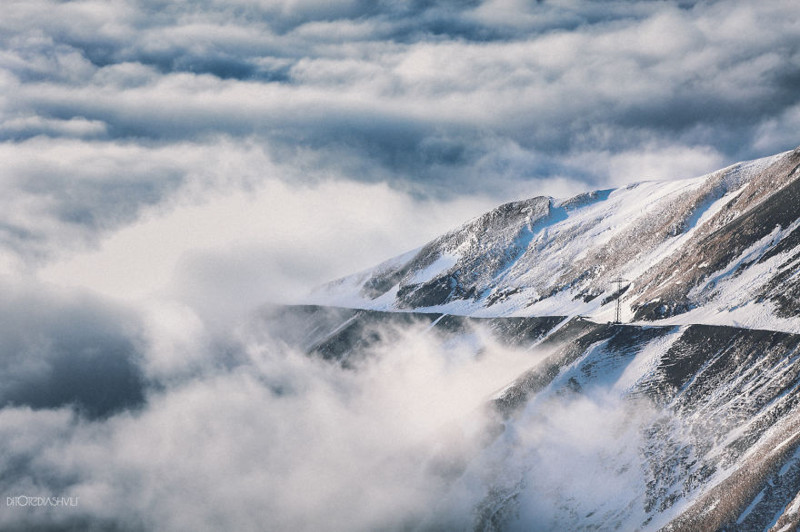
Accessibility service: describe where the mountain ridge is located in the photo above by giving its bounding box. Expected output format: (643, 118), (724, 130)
(309, 146), (800, 335)
(285, 145), (800, 529)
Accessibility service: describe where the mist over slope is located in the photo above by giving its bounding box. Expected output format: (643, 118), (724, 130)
(253, 305), (800, 531)
(311, 146), (800, 333)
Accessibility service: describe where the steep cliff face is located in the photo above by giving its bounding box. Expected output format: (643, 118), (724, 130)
(310, 147), (800, 334)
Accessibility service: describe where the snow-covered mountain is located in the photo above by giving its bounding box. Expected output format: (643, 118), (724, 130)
(310, 147), (800, 334)
(264, 146), (800, 531)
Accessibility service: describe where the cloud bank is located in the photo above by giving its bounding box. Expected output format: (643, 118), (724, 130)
(0, 316), (660, 532)
(1, 1), (798, 529)
(1, 0), (798, 300)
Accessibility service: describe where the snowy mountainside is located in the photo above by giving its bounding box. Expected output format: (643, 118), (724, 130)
(254, 305), (800, 531)
(310, 147), (800, 333)
(291, 145), (800, 531)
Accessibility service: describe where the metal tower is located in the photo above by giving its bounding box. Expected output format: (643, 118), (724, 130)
(613, 277), (629, 324)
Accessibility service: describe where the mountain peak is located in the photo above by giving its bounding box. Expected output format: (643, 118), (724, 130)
(310, 147), (800, 333)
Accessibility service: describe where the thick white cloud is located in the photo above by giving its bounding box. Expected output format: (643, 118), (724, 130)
(37, 153), (495, 319)
(0, 321), (553, 531)
(0, 316), (667, 531)
(0, 316), (664, 531)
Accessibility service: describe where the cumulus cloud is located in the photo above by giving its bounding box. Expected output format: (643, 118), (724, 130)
(0, 0), (797, 287)
(38, 167), (494, 323)
(0, 320), (516, 530)
(3, 0), (799, 189)
(0, 314), (666, 532)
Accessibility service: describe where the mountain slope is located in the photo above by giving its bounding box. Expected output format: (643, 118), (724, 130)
(255, 305), (800, 531)
(310, 147), (800, 333)
(290, 145), (800, 531)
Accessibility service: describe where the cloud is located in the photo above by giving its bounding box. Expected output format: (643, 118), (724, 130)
(0, 132), (499, 325)
(493, 394), (655, 531)
(567, 143), (727, 186)
(0, 319), (547, 532)
(0, 313), (675, 532)
(3, 0), (798, 204)
(0, 137), (189, 266)
(39, 172), (496, 323)
(0, 2), (797, 280)
(0, 115), (107, 139)
(0, 280), (145, 418)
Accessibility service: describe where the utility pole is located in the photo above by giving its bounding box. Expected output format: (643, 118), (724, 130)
(613, 277), (629, 324)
